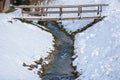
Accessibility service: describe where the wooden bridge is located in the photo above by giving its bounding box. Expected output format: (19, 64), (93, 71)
(15, 4), (108, 21)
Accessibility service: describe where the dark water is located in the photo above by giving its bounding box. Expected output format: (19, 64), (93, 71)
(41, 22), (75, 80)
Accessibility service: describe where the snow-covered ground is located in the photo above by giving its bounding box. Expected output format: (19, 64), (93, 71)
(53, 0), (120, 80)
(0, 10), (54, 80)
(72, 0), (120, 80)
(0, 0), (120, 80)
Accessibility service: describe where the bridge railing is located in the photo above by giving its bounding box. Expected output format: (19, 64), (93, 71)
(15, 4), (108, 21)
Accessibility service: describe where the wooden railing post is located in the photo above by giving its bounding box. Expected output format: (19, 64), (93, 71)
(60, 7), (62, 16)
(59, 7), (62, 20)
(45, 7), (48, 16)
(41, 7), (44, 16)
(21, 8), (23, 14)
(21, 8), (24, 18)
(97, 5), (102, 17)
(100, 5), (102, 17)
(32, 7), (35, 16)
(78, 7), (82, 18)
(97, 5), (100, 15)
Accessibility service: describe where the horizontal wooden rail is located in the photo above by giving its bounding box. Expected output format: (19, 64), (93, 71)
(23, 10), (100, 14)
(22, 10), (101, 16)
(15, 4), (108, 8)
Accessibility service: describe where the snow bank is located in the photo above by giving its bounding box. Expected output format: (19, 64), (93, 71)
(73, 0), (120, 80)
(0, 10), (54, 80)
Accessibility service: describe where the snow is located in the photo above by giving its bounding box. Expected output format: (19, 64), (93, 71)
(1, 0), (120, 80)
(61, 20), (93, 33)
(0, 10), (54, 80)
(72, 0), (120, 80)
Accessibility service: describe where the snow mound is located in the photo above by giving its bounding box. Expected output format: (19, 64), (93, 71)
(0, 10), (54, 80)
(73, 0), (120, 80)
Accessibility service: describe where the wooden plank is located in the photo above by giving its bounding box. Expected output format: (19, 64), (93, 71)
(22, 16), (102, 21)
(23, 10), (99, 15)
(14, 4), (108, 8)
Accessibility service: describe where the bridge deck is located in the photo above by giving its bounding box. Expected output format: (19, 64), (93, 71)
(20, 16), (103, 21)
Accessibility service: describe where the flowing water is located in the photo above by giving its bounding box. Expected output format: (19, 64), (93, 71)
(41, 22), (75, 80)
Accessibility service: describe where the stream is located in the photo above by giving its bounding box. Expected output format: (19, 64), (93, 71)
(23, 17), (103, 79)
(41, 22), (75, 80)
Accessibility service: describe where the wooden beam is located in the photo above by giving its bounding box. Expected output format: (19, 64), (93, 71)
(23, 10), (100, 15)
(14, 4), (109, 8)
(20, 16), (102, 21)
